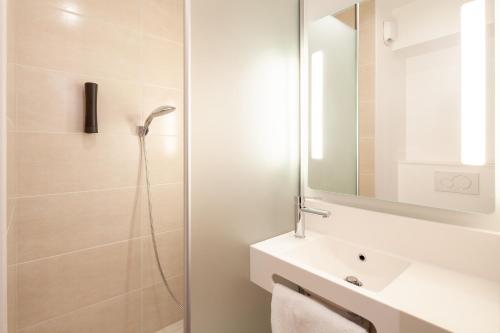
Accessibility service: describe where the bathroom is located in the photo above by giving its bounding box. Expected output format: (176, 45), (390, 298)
(0, 0), (498, 332)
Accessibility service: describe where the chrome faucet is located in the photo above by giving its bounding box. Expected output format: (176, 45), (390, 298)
(295, 196), (331, 238)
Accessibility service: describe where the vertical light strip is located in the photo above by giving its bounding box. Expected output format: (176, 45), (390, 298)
(311, 51), (324, 160)
(461, 0), (487, 166)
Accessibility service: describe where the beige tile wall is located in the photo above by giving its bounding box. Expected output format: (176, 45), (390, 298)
(6, 0), (184, 332)
(358, 0), (376, 197)
(6, 0), (18, 331)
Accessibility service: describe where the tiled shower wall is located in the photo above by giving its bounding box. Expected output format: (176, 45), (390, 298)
(6, 0), (184, 332)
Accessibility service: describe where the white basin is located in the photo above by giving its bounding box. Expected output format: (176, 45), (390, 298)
(282, 236), (410, 292)
(251, 231), (500, 333)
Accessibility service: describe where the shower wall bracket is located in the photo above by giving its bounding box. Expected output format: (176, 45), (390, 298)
(84, 82), (98, 133)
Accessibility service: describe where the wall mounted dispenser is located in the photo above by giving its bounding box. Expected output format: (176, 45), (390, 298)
(383, 21), (396, 45)
(84, 82), (98, 133)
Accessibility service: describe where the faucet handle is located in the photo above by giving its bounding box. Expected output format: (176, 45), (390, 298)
(295, 196), (323, 207)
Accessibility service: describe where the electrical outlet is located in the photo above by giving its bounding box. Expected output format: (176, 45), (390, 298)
(434, 171), (480, 195)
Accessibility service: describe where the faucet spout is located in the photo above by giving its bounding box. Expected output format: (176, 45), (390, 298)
(300, 207), (331, 218)
(295, 196), (331, 238)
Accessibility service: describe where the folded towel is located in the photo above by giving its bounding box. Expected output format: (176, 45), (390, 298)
(271, 284), (368, 333)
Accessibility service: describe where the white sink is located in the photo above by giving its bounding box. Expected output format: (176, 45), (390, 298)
(250, 231), (412, 332)
(251, 231), (500, 333)
(282, 236), (410, 292)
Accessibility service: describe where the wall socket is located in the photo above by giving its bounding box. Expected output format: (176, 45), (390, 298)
(434, 171), (480, 195)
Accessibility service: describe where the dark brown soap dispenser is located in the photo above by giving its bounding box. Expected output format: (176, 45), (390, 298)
(84, 82), (98, 133)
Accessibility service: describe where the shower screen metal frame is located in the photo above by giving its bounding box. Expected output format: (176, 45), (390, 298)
(183, 0), (192, 331)
(0, 0), (8, 331)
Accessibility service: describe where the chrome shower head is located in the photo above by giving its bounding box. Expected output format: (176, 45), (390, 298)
(138, 105), (176, 136)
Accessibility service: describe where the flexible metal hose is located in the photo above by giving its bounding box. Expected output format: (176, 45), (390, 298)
(140, 135), (183, 309)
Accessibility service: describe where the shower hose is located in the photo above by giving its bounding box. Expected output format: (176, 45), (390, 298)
(140, 135), (183, 309)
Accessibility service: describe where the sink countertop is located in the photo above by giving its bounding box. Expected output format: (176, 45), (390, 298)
(250, 231), (500, 333)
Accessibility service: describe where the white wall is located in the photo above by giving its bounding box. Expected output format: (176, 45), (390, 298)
(398, 162), (495, 212)
(390, 0), (495, 212)
(399, 0), (495, 165)
(391, 0), (462, 50)
(374, 0), (407, 201)
(189, 1), (299, 332)
(405, 46), (461, 163)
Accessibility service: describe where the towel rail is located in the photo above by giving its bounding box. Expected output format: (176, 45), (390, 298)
(272, 274), (377, 333)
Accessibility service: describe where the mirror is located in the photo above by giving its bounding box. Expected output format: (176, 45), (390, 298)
(304, 0), (495, 213)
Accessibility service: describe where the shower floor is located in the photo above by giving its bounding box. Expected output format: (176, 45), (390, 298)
(156, 320), (183, 333)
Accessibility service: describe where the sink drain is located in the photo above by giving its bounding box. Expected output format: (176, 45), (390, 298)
(345, 276), (363, 287)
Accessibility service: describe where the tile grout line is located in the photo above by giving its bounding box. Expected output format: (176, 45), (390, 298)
(13, 129), (181, 137)
(31, 2), (184, 47)
(14, 227), (184, 267)
(11, 62), (184, 92)
(13, 182), (184, 200)
(16, 273), (184, 333)
(13, 62), (184, 92)
(13, 63), (184, 93)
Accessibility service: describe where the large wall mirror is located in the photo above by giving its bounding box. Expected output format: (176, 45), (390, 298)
(303, 0), (496, 213)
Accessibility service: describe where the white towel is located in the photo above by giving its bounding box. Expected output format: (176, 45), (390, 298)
(271, 284), (368, 333)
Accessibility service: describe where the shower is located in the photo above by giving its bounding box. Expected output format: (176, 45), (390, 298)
(138, 105), (176, 137)
(139, 105), (183, 309)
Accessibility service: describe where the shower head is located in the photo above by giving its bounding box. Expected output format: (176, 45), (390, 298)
(138, 105), (176, 136)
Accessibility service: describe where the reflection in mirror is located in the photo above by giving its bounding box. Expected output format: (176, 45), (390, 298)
(309, 5), (358, 195)
(306, 0), (495, 213)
